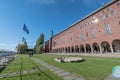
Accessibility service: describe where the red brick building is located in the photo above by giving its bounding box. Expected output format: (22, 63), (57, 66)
(44, 40), (49, 52)
(46, 0), (120, 53)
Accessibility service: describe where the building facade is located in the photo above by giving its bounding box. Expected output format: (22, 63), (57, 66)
(46, 0), (120, 53)
(44, 40), (49, 52)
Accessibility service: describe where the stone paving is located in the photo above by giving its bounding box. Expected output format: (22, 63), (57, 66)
(0, 56), (15, 69)
(32, 58), (85, 80)
(104, 74), (120, 80)
(0, 54), (19, 78)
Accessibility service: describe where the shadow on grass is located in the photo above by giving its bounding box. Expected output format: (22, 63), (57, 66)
(20, 57), (23, 80)
(0, 66), (6, 73)
(28, 57), (54, 80)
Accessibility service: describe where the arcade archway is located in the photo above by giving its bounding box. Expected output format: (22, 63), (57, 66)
(92, 43), (100, 53)
(101, 41), (111, 53)
(112, 39), (120, 52)
(71, 46), (74, 53)
(68, 47), (70, 53)
(86, 44), (91, 53)
(80, 45), (85, 53)
(65, 47), (67, 53)
(75, 45), (79, 53)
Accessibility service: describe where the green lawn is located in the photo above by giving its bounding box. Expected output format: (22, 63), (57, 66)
(1, 54), (119, 80)
(34, 54), (120, 80)
(0, 54), (62, 80)
(1, 55), (39, 74)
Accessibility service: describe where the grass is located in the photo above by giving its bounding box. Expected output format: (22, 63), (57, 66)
(1, 55), (38, 74)
(34, 54), (120, 80)
(0, 54), (62, 80)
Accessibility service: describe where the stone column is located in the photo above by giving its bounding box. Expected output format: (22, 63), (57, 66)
(84, 46), (86, 53)
(99, 44), (102, 54)
(79, 46), (81, 53)
(90, 45), (93, 54)
(110, 43), (113, 53)
(70, 47), (72, 53)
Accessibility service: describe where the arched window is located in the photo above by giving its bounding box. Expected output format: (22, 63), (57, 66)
(74, 36), (76, 43)
(104, 23), (111, 35)
(81, 32), (84, 41)
(68, 38), (70, 43)
(117, 1), (120, 7)
(90, 28), (95, 38)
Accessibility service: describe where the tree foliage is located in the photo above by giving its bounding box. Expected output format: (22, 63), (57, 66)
(34, 33), (44, 54)
(16, 43), (28, 54)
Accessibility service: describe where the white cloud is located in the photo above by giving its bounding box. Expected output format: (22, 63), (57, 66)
(0, 43), (35, 50)
(0, 43), (17, 50)
(0, 43), (17, 47)
(29, 0), (56, 5)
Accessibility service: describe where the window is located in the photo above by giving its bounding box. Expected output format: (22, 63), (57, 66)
(74, 36), (76, 43)
(99, 13), (102, 17)
(111, 11), (115, 15)
(117, 1), (120, 6)
(80, 26), (83, 28)
(68, 38), (70, 43)
(101, 16), (105, 19)
(81, 33), (84, 41)
(104, 23), (111, 35)
(102, 10), (104, 13)
(106, 13), (110, 18)
(90, 28), (95, 38)
(107, 8), (109, 11)
(53, 41), (56, 46)
(87, 22), (89, 26)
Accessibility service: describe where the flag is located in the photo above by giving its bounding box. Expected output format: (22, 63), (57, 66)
(22, 37), (26, 43)
(23, 24), (29, 34)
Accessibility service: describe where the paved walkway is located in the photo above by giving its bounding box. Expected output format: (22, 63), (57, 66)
(0, 55), (16, 69)
(32, 58), (85, 80)
(104, 74), (120, 80)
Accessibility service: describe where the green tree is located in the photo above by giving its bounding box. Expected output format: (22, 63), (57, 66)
(16, 43), (28, 54)
(34, 33), (44, 54)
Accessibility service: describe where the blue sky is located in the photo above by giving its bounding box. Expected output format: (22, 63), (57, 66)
(0, 0), (110, 50)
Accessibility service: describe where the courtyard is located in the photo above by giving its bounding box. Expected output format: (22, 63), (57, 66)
(0, 53), (120, 80)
